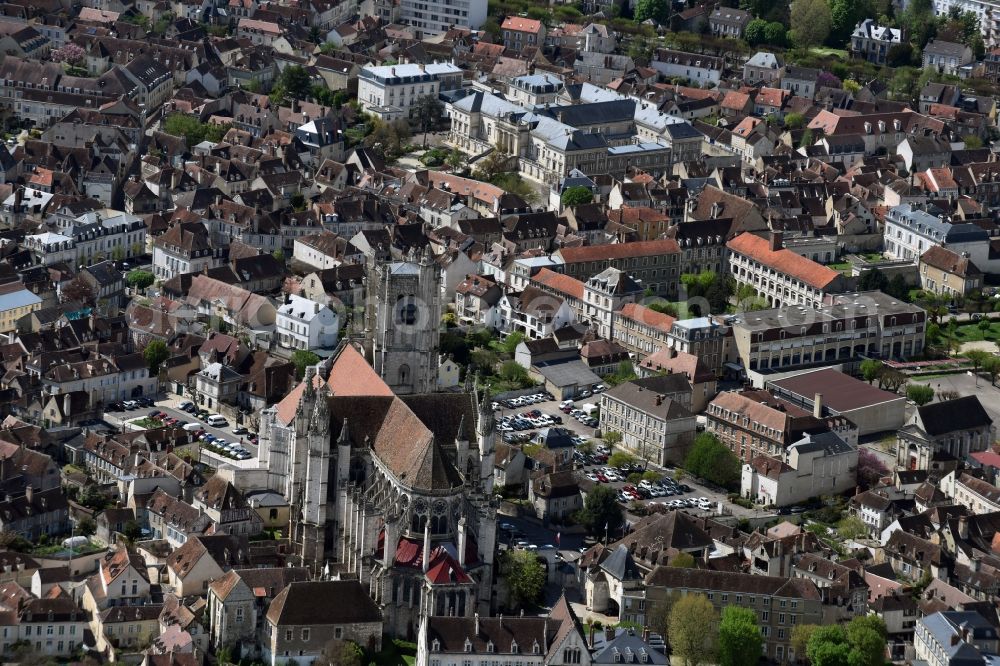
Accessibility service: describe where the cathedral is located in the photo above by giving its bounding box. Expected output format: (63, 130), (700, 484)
(258, 256), (497, 638)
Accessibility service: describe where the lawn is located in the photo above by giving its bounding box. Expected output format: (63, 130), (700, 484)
(809, 46), (848, 58)
(131, 417), (164, 429)
(826, 261), (852, 275)
(947, 321), (1000, 343)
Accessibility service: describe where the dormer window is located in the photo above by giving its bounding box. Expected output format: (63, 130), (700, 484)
(486, 641), (494, 653)
(511, 640), (518, 653)
(464, 639), (472, 652)
(431, 640), (440, 652)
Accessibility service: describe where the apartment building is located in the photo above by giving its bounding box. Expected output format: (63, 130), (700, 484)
(923, 39), (974, 75)
(730, 291), (927, 374)
(500, 16), (545, 50)
(884, 204), (994, 271)
(358, 62), (462, 120)
(0, 282), (42, 333)
(581, 268), (642, 340)
(555, 239), (681, 297)
(651, 49), (724, 86)
(706, 389), (857, 463)
(727, 232), (849, 309)
(612, 303), (675, 358)
(741, 430), (859, 507)
(633, 567), (823, 663)
(915, 611), (999, 666)
(600, 375), (696, 465)
(399, 0), (486, 36)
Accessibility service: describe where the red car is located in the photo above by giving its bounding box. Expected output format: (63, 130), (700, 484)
(595, 472), (609, 483)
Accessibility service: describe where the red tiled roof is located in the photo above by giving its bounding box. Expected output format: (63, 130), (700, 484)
(726, 232), (842, 289)
(616, 302), (675, 334)
(532, 267), (584, 299)
(501, 16), (543, 33)
(721, 91), (750, 110)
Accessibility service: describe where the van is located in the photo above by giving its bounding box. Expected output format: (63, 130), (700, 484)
(207, 414), (228, 427)
(183, 422), (201, 433)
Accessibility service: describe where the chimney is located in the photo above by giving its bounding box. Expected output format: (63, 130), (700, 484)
(655, 395), (663, 406)
(422, 520), (431, 573)
(769, 230), (783, 252)
(605, 625), (615, 643)
(642, 626), (650, 643)
(474, 612), (480, 636)
(958, 515), (969, 540)
(588, 623), (596, 648)
(813, 393), (823, 419)
(24, 485), (32, 504)
(63, 392), (71, 419)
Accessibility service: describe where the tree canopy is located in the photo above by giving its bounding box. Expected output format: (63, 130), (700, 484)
(684, 433), (740, 490)
(143, 340), (169, 375)
(634, 0), (669, 23)
(669, 594), (717, 666)
(500, 549), (546, 609)
(561, 186), (594, 207)
(291, 350), (321, 380)
(576, 485), (624, 539)
(718, 606), (763, 666)
(790, 0), (832, 48)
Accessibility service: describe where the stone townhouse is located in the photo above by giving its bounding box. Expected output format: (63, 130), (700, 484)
(554, 239), (681, 298)
(919, 245), (983, 297)
(263, 581), (383, 666)
(207, 567), (310, 655)
(637, 567), (823, 663)
(707, 389), (857, 464)
(600, 375), (697, 466)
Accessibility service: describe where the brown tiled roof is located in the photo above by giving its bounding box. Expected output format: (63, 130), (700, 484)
(426, 615), (553, 654)
(646, 565), (822, 600)
(920, 245), (981, 278)
(265, 580), (381, 626)
(727, 232), (843, 289)
(557, 239), (679, 263)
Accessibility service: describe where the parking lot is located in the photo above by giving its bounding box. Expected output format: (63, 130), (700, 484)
(103, 396), (260, 465)
(493, 390), (755, 518)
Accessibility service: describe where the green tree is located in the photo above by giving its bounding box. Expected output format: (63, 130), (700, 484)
(836, 515), (868, 540)
(500, 548), (546, 609)
(499, 360), (530, 385)
(901, 0), (937, 47)
(608, 451), (636, 468)
(784, 112), (806, 129)
(858, 268), (889, 292)
(273, 249), (285, 262)
(322, 640), (363, 666)
(829, 0), (874, 46)
(684, 433), (741, 489)
(790, 0), (832, 48)
(278, 65), (312, 101)
(490, 172), (539, 205)
(763, 21), (787, 46)
(473, 145), (512, 182)
(983, 355), (1000, 386)
(860, 359), (884, 384)
(470, 348), (499, 373)
(634, 0), (669, 22)
(603, 431), (623, 446)
(291, 350), (321, 380)
(126, 269), (155, 290)
(808, 626), (851, 666)
(964, 349), (991, 379)
(576, 485), (624, 539)
(143, 339), (169, 375)
(560, 186), (594, 207)
(846, 616), (888, 666)
(798, 128), (815, 148)
(669, 593), (718, 666)
(501, 330), (525, 355)
(744, 18), (768, 45)
(906, 383), (935, 405)
(792, 625), (819, 662)
(718, 606), (762, 666)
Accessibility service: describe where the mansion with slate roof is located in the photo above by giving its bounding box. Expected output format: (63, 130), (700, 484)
(259, 331), (497, 638)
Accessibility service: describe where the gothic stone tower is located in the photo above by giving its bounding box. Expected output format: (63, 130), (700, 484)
(365, 245), (441, 394)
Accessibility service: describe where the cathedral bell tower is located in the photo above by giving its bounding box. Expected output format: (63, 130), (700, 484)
(364, 245), (442, 394)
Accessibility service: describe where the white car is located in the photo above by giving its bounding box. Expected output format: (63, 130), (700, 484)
(585, 472), (599, 482)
